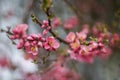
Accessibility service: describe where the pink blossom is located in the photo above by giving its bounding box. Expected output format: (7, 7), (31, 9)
(99, 47), (112, 59)
(81, 24), (89, 34)
(42, 27), (51, 35)
(41, 20), (51, 35)
(41, 62), (80, 80)
(76, 32), (87, 41)
(25, 45), (38, 55)
(43, 36), (60, 51)
(87, 41), (98, 51)
(68, 40), (107, 63)
(70, 39), (80, 50)
(29, 34), (43, 41)
(68, 45), (95, 63)
(43, 29), (48, 35)
(92, 26), (99, 35)
(0, 56), (10, 68)
(23, 34), (44, 55)
(110, 33), (120, 46)
(10, 24), (28, 39)
(24, 53), (37, 60)
(16, 33), (44, 55)
(65, 32), (76, 43)
(64, 16), (78, 29)
(52, 17), (61, 28)
(17, 39), (24, 49)
(41, 20), (48, 28)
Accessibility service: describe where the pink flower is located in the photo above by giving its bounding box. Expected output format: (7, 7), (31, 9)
(41, 62), (80, 80)
(43, 36), (60, 51)
(99, 47), (112, 59)
(42, 27), (51, 35)
(68, 45), (95, 63)
(43, 29), (48, 35)
(17, 39), (24, 49)
(20, 34), (44, 55)
(87, 41), (98, 51)
(0, 56), (10, 68)
(81, 24), (89, 34)
(41, 20), (48, 28)
(24, 34), (44, 55)
(68, 41), (99, 63)
(52, 17), (61, 28)
(110, 33), (120, 46)
(27, 34), (43, 41)
(64, 16), (78, 29)
(92, 26), (99, 35)
(65, 32), (76, 43)
(10, 24), (28, 39)
(70, 39), (80, 50)
(76, 32), (87, 41)
(41, 20), (51, 36)
(25, 45), (38, 55)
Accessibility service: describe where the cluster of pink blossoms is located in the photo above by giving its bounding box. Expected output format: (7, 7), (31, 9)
(66, 25), (112, 63)
(24, 56), (80, 80)
(92, 22), (120, 48)
(41, 20), (51, 35)
(25, 62), (79, 80)
(10, 24), (59, 55)
(42, 18), (61, 35)
(41, 62), (80, 80)
(6, 18), (120, 64)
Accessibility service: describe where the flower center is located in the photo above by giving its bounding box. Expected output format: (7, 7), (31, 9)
(48, 41), (52, 46)
(81, 48), (88, 55)
(31, 47), (36, 51)
(73, 42), (79, 49)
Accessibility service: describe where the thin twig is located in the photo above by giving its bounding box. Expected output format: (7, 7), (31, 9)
(31, 9), (68, 44)
(45, 8), (68, 44)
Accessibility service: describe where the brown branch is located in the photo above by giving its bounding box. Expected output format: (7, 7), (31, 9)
(31, 6), (68, 44)
(45, 8), (68, 44)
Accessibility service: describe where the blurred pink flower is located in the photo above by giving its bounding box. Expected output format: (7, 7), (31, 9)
(10, 24), (28, 39)
(17, 39), (24, 49)
(65, 32), (76, 43)
(41, 62), (80, 80)
(52, 17), (61, 28)
(64, 16), (78, 29)
(0, 56), (10, 68)
(87, 41), (98, 51)
(110, 33), (120, 46)
(81, 24), (89, 34)
(99, 46), (112, 59)
(68, 45), (95, 63)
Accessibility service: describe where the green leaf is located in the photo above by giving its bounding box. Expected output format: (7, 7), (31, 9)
(42, 0), (52, 11)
